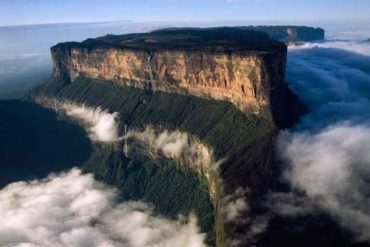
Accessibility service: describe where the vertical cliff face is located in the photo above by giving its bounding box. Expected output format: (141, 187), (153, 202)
(51, 28), (286, 116)
(41, 28), (304, 247)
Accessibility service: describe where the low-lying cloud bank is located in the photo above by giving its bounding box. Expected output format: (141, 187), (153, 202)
(277, 124), (370, 241)
(0, 169), (206, 247)
(287, 41), (370, 129)
(273, 32), (370, 242)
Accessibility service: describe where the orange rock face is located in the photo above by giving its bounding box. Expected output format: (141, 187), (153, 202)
(52, 46), (286, 115)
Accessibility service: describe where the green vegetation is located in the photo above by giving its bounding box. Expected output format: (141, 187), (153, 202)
(31, 75), (277, 197)
(31, 76), (275, 161)
(0, 97), (216, 244)
(30, 76), (278, 246)
(82, 144), (215, 244)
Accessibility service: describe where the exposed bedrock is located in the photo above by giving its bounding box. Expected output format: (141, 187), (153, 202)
(51, 28), (290, 119)
(32, 27), (309, 247)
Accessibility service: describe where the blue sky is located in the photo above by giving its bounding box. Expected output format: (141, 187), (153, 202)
(1, 0), (370, 26)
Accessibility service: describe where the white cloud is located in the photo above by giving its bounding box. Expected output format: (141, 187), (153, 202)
(125, 126), (190, 159)
(61, 102), (119, 143)
(123, 126), (213, 178)
(221, 187), (269, 246)
(277, 124), (370, 241)
(0, 169), (206, 247)
(269, 30), (370, 242)
(35, 97), (120, 143)
(289, 39), (370, 56)
(286, 41), (370, 129)
(222, 188), (249, 223)
(122, 126), (222, 198)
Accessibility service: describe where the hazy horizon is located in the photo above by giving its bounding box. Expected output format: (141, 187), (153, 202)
(1, 1), (370, 246)
(1, 19), (369, 99)
(1, 0), (370, 27)
(1, 18), (370, 29)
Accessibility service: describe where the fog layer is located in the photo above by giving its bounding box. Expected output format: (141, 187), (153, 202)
(274, 29), (370, 242)
(0, 168), (206, 247)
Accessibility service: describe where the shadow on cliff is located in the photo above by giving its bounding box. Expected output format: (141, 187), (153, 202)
(270, 84), (307, 129)
(0, 100), (93, 188)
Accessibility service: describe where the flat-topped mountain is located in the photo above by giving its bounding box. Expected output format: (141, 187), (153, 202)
(51, 27), (288, 118)
(33, 26), (310, 247)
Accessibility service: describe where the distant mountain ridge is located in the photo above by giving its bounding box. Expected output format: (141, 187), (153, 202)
(243, 25), (325, 43)
(151, 26), (325, 44)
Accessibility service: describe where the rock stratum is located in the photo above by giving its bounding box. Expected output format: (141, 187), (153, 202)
(51, 28), (287, 116)
(31, 27), (313, 247)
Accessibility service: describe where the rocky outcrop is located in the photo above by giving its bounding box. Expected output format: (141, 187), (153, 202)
(51, 28), (287, 116)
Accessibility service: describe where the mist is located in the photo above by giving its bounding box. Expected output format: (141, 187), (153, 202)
(61, 102), (120, 143)
(123, 126), (214, 179)
(222, 187), (269, 247)
(0, 168), (206, 247)
(3, 19), (370, 244)
(0, 20), (257, 99)
(273, 28), (370, 242)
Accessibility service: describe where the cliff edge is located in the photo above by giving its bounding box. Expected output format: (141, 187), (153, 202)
(51, 27), (287, 118)
(32, 26), (313, 247)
